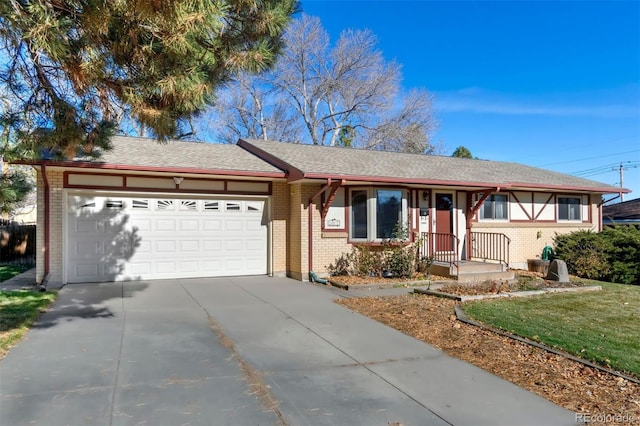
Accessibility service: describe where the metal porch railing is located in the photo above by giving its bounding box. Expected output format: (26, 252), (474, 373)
(420, 232), (459, 269)
(470, 231), (510, 267)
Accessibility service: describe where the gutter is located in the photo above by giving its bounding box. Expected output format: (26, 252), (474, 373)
(12, 159), (286, 180)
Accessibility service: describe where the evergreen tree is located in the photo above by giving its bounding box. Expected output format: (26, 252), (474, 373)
(0, 0), (298, 158)
(452, 146), (473, 158)
(0, 168), (31, 216)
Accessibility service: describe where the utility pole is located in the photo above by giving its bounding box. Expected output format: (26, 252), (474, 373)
(612, 162), (638, 202)
(618, 163), (625, 202)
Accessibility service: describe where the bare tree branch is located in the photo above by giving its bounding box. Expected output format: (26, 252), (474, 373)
(203, 14), (436, 152)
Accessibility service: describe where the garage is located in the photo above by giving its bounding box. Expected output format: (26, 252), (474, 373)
(66, 194), (268, 283)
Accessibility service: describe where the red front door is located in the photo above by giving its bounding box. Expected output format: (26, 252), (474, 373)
(435, 193), (453, 251)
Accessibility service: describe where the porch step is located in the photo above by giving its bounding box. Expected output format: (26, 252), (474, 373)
(457, 261), (506, 274)
(430, 260), (515, 283)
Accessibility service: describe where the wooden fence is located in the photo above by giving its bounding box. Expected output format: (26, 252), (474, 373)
(0, 222), (36, 265)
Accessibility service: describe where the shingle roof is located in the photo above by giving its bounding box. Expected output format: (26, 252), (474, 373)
(239, 139), (626, 193)
(603, 198), (640, 220)
(91, 136), (284, 175)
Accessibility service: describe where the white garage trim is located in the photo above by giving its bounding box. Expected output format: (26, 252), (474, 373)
(64, 190), (270, 283)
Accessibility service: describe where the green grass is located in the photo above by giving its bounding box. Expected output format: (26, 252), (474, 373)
(0, 290), (57, 357)
(0, 264), (33, 282)
(463, 280), (640, 377)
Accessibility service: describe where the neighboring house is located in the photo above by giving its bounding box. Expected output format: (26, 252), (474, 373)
(18, 136), (628, 288)
(602, 198), (640, 226)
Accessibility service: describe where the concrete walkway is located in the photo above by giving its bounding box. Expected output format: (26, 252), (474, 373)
(0, 276), (578, 425)
(0, 267), (38, 291)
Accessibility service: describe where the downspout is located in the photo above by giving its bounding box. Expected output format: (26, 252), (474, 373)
(41, 163), (50, 287)
(307, 178), (332, 280)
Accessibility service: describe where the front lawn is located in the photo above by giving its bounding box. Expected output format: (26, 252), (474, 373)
(0, 264), (32, 282)
(0, 290), (57, 358)
(463, 280), (640, 377)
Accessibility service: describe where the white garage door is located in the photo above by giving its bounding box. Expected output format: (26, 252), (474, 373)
(66, 195), (268, 283)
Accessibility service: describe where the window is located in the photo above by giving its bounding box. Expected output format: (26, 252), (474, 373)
(204, 201), (220, 211)
(105, 200), (123, 209)
(132, 199), (149, 210)
(351, 190), (368, 239)
(558, 197), (581, 221)
(480, 194), (508, 220)
(246, 201), (262, 212)
(376, 189), (403, 238)
(225, 202), (241, 212)
(349, 188), (406, 241)
(180, 200), (197, 211)
(157, 200), (174, 210)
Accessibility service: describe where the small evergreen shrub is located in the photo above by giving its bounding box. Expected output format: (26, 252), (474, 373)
(553, 225), (640, 285)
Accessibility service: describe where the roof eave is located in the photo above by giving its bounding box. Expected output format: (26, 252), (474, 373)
(17, 159), (286, 179)
(290, 172), (626, 193)
(507, 181), (630, 194)
(237, 139), (300, 181)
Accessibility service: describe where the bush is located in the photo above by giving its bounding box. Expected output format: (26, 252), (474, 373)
(603, 225), (640, 285)
(326, 252), (350, 276)
(327, 223), (427, 279)
(326, 244), (382, 277)
(553, 225), (640, 285)
(350, 244), (383, 277)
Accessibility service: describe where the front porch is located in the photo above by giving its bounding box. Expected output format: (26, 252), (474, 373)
(420, 231), (515, 282)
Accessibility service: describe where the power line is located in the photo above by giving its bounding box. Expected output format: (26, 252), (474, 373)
(538, 149), (640, 167)
(572, 161), (640, 178)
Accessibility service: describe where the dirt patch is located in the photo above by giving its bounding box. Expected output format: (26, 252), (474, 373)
(337, 294), (640, 425)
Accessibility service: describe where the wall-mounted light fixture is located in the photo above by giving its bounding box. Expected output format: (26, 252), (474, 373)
(422, 191), (429, 202)
(173, 177), (184, 185)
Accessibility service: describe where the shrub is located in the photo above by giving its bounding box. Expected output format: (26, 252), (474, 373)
(326, 252), (350, 276)
(553, 230), (610, 280)
(326, 223), (427, 279)
(603, 225), (640, 285)
(382, 245), (416, 278)
(553, 225), (640, 285)
(326, 244), (382, 277)
(380, 223), (420, 278)
(350, 244), (383, 277)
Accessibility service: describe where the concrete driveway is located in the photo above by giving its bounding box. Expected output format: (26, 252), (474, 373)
(0, 277), (577, 426)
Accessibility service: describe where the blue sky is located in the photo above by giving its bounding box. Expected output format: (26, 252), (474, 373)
(300, 0), (640, 201)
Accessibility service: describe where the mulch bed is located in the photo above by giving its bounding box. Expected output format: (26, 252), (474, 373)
(439, 277), (586, 296)
(337, 294), (640, 425)
(328, 274), (452, 286)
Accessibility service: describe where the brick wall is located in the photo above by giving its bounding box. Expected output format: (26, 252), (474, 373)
(472, 221), (597, 269)
(287, 183), (351, 280)
(35, 170), (44, 284)
(287, 183), (305, 280)
(37, 168), (65, 287)
(271, 181), (289, 276)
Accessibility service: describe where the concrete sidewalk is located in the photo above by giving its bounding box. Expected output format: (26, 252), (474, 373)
(0, 276), (577, 425)
(0, 267), (38, 291)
